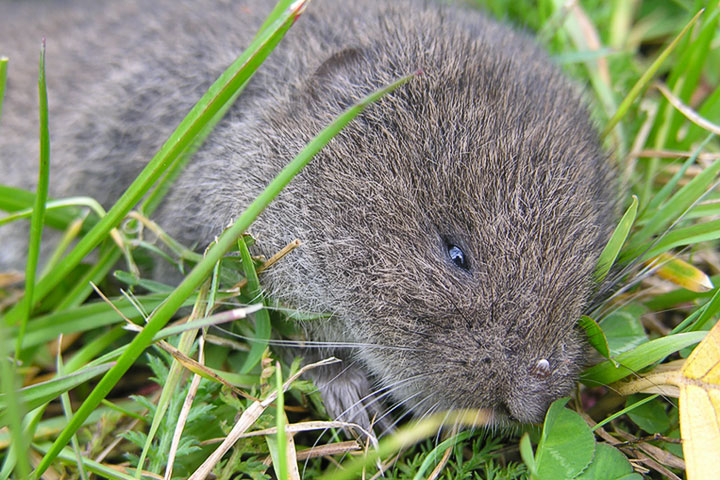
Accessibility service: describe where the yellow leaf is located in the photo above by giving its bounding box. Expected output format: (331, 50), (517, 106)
(680, 320), (720, 480)
(651, 253), (714, 292)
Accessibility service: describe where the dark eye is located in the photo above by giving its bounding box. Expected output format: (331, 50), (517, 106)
(447, 244), (469, 270)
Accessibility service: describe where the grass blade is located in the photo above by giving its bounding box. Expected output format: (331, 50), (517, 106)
(238, 236), (271, 374)
(657, 82), (720, 135)
(15, 294), (177, 352)
(48, 247), (124, 312)
(33, 444), (140, 480)
(17, 39), (50, 358)
(0, 196), (105, 228)
(685, 85), (720, 146)
(673, 286), (720, 334)
(579, 315), (611, 359)
(0, 363), (114, 419)
(320, 409), (491, 480)
(56, 347), (89, 480)
(601, 8), (704, 138)
(412, 430), (473, 480)
(595, 195), (637, 282)
(659, 5), (719, 149)
(0, 331), (28, 477)
(626, 154), (720, 249)
(580, 331), (706, 386)
(270, 363), (289, 480)
(0, 56), (7, 118)
(0, 50), (29, 480)
(629, 218), (720, 262)
(639, 134), (713, 219)
(652, 254), (714, 293)
(593, 394), (659, 431)
(0, 186), (82, 229)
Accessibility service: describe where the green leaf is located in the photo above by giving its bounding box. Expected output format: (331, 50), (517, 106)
(625, 395), (671, 434)
(535, 399), (595, 480)
(581, 330), (706, 386)
(599, 306), (648, 357)
(595, 195), (637, 283)
(575, 444), (638, 480)
(579, 316), (611, 359)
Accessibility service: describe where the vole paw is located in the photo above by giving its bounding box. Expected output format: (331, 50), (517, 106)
(306, 358), (393, 435)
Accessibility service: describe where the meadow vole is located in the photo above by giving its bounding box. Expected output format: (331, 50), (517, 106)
(0, 0), (617, 429)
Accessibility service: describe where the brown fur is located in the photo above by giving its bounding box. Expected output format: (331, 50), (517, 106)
(0, 0), (617, 428)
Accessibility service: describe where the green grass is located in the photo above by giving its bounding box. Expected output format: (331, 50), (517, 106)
(1, 0), (720, 478)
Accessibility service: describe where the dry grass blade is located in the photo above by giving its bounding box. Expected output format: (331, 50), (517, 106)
(631, 149), (720, 162)
(427, 444), (454, 480)
(294, 441), (362, 461)
(202, 420), (375, 442)
(0, 272), (23, 288)
(229, 238), (302, 292)
(583, 414), (684, 479)
(656, 83), (720, 135)
(90, 282), (260, 399)
(164, 336), (206, 480)
(187, 358), (342, 480)
(613, 359), (683, 397)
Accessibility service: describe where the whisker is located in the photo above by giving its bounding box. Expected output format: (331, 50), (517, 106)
(299, 372), (435, 472)
(339, 376), (420, 421)
(211, 325), (424, 351)
(377, 392), (435, 439)
(434, 409), (453, 448)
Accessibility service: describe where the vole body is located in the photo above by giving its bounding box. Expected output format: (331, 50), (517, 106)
(0, 0), (617, 427)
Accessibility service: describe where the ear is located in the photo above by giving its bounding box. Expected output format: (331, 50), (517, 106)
(306, 47), (369, 104)
(312, 47), (365, 81)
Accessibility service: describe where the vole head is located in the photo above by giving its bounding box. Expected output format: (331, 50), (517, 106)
(248, 3), (617, 424)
